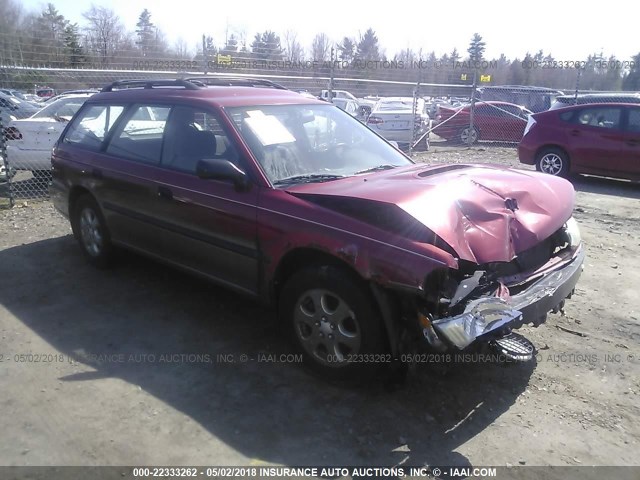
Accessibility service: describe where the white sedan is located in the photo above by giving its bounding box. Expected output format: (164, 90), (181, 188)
(6, 94), (93, 177)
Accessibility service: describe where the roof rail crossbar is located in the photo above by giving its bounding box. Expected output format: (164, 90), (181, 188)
(101, 79), (201, 92)
(183, 76), (288, 90)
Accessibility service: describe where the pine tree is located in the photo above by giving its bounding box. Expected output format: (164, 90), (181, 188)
(356, 28), (380, 61)
(135, 8), (155, 57)
(467, 33), (486, 63)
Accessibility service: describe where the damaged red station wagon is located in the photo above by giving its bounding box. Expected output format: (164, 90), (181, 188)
(50, 78), (585, 379)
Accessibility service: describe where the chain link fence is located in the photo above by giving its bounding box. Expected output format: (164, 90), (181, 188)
(1, 62), (636, 207)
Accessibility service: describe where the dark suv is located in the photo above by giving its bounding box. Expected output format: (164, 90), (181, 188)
(51, 78), (585, 379)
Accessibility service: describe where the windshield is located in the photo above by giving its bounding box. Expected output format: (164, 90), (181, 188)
(32, 96), (89, 119)
(227, 104), (412, 186)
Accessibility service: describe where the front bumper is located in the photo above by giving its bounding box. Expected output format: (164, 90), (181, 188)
(431, 246), (585, 349)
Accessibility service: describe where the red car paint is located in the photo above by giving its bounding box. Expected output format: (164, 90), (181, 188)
(434, 101), (531, 143)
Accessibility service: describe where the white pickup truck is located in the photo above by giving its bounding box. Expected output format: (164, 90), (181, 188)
(319, 89), (358, 101)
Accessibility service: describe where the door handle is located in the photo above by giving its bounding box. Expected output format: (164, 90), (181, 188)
(570, 129), (580, 137)
(157, 186), (173, 200)
(91, 168), (103, 179)
(627, 139), (640, 147)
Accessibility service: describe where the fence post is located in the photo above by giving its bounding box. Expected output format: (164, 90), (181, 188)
(202, 35), (208, 74)
(328, 47), (335, 101)
(574, 67), (582, 104)
(468, 70), (478, 146)
(0, 108), (14, 208)
(409, 70), (421, 157)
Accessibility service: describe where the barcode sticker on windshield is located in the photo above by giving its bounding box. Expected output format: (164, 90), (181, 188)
(244, 115), (295, 146)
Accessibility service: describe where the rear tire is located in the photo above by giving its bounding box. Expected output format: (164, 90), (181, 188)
(71, 195), (114, 268)
(280, 266), (387, 381)
(536, 148), (569, 177)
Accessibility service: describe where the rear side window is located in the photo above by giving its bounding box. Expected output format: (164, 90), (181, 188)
(63, 104), (125, 150)
(105, 105), (171, 165)
(627, 109), (640, 133)
(559, 111), (574, 122)
(574, 107), (621, 130)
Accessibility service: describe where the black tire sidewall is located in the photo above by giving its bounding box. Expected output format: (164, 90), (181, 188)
(280, 265), (387, 380)
(460, 126), (478, 144)
(72, 195), (113, 268)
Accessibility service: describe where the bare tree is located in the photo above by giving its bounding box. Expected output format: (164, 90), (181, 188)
(173, 37), (190, 59)
(0, 0), (27, 64)
(82, 5), (124, 66)
(283, 30), (304, 62)
(310, 33), (330, 62)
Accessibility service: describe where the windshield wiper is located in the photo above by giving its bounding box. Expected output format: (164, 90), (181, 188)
(273, 173), (345, 186)
(354, 164), (398, 175)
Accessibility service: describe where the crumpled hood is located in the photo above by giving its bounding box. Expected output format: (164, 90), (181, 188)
(287, 164), (575, 263)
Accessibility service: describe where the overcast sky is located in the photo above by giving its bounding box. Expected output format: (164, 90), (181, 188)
(20, 0), (640, 61)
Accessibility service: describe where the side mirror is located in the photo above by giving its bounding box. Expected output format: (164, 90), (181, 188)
(196, 158), (249, 191)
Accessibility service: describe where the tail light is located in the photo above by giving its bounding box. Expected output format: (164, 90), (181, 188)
(367, 116), (384, 125)
(523, 116), (537, 136)
(4, 126), (22, 140)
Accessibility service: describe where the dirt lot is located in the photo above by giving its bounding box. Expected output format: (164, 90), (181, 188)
(0, 144), (638, 469)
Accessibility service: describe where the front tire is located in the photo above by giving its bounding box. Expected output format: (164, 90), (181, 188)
(72, 195), (113, 268)
(536, 148), (569, 177)
(460, 126), (479, 145)
(280, 266), (387, 381)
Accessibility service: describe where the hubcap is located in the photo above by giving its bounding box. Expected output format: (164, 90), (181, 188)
(540, 153), (563, 175)
(293, 289), (360, 367)
(461, 127), (477, 144)
(79, 207), (103, 257)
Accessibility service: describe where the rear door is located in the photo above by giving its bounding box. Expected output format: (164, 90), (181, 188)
(565, 106), (625, 174)
(622, 107), (640, 177)
(61, 102), (170, 258)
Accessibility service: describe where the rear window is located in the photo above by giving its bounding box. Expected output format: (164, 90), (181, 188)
(63, 104), (126, 150)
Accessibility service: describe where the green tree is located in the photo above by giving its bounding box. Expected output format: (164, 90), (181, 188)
(622, 53), (640, 91)
(221, 34), (238, 55)
(356, 28), (380, 61)
(135, 8), (155, 56)
(467, 33), (486, 63)
(63, 23), (85, 67)
(337, 37), (355, 63)
(34, 4), (67, 64)
(250, 30), (283, 60)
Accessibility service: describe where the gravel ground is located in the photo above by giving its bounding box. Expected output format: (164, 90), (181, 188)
(0, 145), (638, 470)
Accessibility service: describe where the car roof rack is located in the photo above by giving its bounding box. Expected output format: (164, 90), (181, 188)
(101, 79), (201, 92)
(184, 76), (288, 90)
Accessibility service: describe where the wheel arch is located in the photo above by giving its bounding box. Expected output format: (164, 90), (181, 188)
(68, 186), (96, 238)
(271, 246), (401, 355)
(271, 247), (365, 305)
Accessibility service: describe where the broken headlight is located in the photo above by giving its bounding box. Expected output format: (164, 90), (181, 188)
(564, 217), (581, 248)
